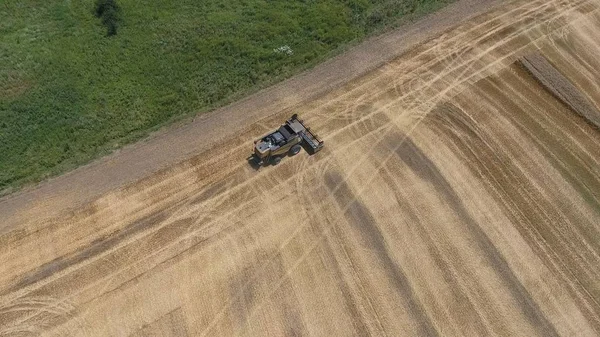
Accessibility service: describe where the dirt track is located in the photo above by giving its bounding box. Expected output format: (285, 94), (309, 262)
(2, 0), (600, 335)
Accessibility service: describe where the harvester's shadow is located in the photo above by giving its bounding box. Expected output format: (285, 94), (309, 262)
(300, 142), (316, 156)
(247, 155), (262, 171)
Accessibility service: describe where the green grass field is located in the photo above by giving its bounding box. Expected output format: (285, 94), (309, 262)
(0, 0), (453, 193)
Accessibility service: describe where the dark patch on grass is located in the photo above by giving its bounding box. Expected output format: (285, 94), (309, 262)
(324, 171), (441, 337)
(94, 0), (121, 36)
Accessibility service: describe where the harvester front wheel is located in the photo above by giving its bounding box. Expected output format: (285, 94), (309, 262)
(271, 156), (282, 165)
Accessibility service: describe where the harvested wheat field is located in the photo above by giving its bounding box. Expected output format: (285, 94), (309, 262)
(2, 0), (600, 335)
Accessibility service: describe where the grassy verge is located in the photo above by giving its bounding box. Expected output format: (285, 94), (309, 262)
(0, 0), (454, 194)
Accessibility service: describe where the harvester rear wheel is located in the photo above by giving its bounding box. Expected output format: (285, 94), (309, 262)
(289, 144), (302, 156)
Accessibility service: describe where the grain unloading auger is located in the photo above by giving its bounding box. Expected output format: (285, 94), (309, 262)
(252, 114), (324, 166)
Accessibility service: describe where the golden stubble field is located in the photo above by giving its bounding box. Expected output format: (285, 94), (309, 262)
(1, 0), (600, 335)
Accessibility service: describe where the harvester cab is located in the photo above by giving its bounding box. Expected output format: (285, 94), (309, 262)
(252, 114), (324, 166)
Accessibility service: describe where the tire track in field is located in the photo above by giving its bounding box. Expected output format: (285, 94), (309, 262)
(2, 0), (600, 334)
(306, 0), (584, 125)
(423, 80), (600, 332)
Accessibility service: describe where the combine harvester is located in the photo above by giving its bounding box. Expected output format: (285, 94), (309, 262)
(252, 114), (324, 166)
